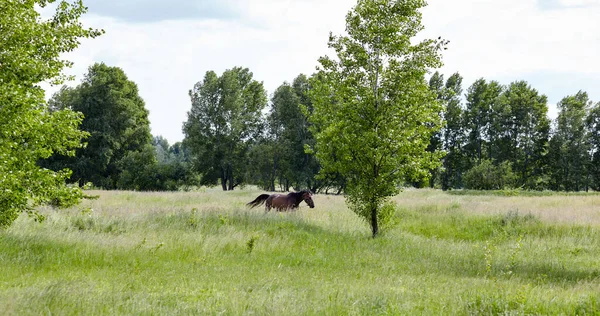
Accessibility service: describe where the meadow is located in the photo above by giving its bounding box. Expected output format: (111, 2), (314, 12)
(1, 188), (599, 315)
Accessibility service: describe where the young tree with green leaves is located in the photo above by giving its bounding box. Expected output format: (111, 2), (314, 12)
(309, 0), (447, 237)
(0, 0), (102, 227)
(183, 67), (267, 191)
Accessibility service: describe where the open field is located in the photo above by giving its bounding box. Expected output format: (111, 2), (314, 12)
(1, 188), (599, 315)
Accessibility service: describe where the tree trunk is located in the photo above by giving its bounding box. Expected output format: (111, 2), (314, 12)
(227, 168), (234, 191)
(586, 157), (592, 192)
(220, 167), (227, 191)
(523, 154), (529, 187)
(371, 205), (379, 238)
(478, 138), (482, 164)
(271, 153), (278, 192)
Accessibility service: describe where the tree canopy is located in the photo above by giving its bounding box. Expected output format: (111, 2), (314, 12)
(309, 0), (447, 236)
(0, 0), (102, 227)
(45, 63), (153, 189)
(183, 67), (267, 190)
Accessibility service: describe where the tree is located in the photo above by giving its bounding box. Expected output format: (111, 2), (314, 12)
(153, 135), (171, 163)
(548, 91), (592, 191)
(183, 67), (267, 190)
(309, 0), (447, 237)
(463, 159), (516, 190)
(425, 72), (445, 188)
(499, 81), (550, 189)
(0, 0), (102, 226)
(45, 63), (153, 189)
(246, 139), (278, 191)
(117, 137), (194, 191)
(586, 101), (600, 190)
(268, 83), (299, 191)
(440, 72), (466, 189)
(265, 74), (321, 192)
(463, 79), (503, 165)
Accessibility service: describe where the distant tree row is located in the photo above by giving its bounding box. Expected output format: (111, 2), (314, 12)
(426, 72), (600, 192)
(43, 62), (600, 194)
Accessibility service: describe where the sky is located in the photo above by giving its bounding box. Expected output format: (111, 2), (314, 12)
(41, 0), (600, 144)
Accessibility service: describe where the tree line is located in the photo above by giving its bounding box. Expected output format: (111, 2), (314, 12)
(427, 73), (600, 192)
(41, 63), (600, 194)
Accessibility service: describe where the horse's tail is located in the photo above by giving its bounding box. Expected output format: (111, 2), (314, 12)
(246, 194), (270, 208)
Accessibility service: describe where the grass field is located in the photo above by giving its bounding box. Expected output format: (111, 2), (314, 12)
(1, 188), (599, 315)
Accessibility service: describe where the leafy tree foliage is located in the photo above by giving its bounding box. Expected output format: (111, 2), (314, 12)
(309, 0), (447, 236)
(425, 72), (446, 188)
(463, 79), (504, 165)
(440, 73), (466, 189)
(498, 81), (550, 189)
(117, 136), (194, 191)
(261, 74), (321, 192)
(548, 91), (592, 191)
(427, 71), (467, 189)
(460, 79), (551, 190)
(183, 67), (267, 190)
(586, 101), (600, 190)
(44, 63), (153, 189)
(0, 0), (102, 227)
(463, 160), (516, 190)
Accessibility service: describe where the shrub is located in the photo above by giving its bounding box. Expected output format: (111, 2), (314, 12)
(463, 160), (516, 190)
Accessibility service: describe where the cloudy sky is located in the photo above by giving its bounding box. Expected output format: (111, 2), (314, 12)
(42, 0), (600, 144)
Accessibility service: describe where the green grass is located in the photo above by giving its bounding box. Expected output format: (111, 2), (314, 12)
(1, 189), (599, 315)
(446, 188), (600, 197)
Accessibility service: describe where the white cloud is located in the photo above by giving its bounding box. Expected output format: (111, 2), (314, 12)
(557, 0), (599, 7)
(43, 0), (599, 142)
(420, 0), (600, 119)
(421, 0), (600, 80)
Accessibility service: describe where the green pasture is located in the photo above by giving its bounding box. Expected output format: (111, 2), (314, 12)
(1, 189), (599, 315)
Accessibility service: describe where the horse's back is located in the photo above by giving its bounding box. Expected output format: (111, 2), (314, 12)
(270, 194), (293, 210)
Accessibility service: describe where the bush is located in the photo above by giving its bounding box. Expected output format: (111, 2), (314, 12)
(117, 147), (194, 191)
(463, 160), (516, 190)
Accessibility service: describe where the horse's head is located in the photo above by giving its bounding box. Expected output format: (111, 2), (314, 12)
(301, 191), (315, 208)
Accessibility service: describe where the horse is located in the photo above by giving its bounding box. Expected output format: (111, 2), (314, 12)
(246, 190), (315, 212)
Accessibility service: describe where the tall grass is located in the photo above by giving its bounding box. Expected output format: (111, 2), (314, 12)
(1, 189), (599, 315)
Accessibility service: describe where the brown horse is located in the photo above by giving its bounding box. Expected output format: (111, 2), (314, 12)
(247, 190), (315, 212)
